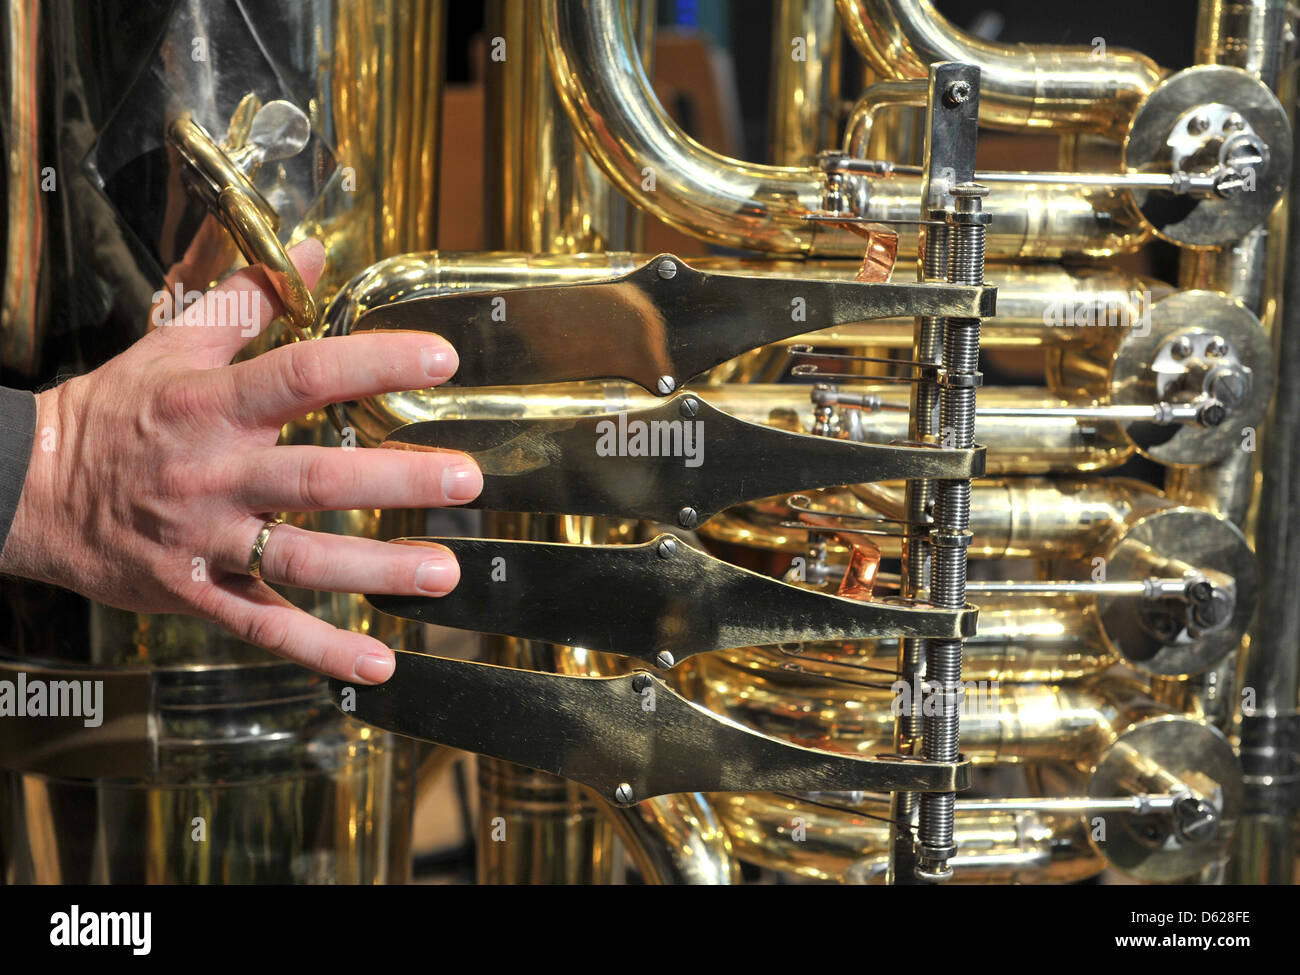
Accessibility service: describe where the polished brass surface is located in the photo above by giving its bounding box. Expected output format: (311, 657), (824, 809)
(1052, 290), (1274, 466)
(542, 0), (1148, 258)
(368, 534), (976, 659)
(7, 0), (1289, 887)
(353, 252), (995, 392)
(383, 392), (984, 523)
(837, 0), (1162, 138)
(167, 114), (319, 339)
(333, 652), (972, 798)
(713, 793), (1101, 884)
(769, 0), (843, 166)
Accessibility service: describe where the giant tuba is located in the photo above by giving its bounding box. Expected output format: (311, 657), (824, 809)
(2, 0), (1296, 887)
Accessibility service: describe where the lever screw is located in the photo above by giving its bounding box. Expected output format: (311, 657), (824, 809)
(944, 80), (971, 106)
(656, 375), (677, 395)
(614, 783), (636, 804)
(656, 536), (678, 559)
(1205, 336), (1228, 358)
(1187, 113), (1210, 135)
(655, 651), (676, 669)
(631, 673), (653, 693)
(1171, 336), (1194, 360)
(679, 396), (699, 418)
(657, 259), (678, 280)
(678, 506), (699, 529)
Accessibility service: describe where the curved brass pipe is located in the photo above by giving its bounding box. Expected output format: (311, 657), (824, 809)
(714, 592), (1114, 684)
(540, 0), (1147, 257)
(837, 0), (1163, 139)
(705, 477), (1162, 560)
(603, 793), (741, 885)
(689, 666), (1168, 768)
(712, 793), (1101, 883)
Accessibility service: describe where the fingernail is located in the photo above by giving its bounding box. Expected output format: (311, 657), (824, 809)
(353, 652), (395, 684)
(421, 344), (458, 381)
(443, 460), (483, 503)
(415, 556), (457, 595)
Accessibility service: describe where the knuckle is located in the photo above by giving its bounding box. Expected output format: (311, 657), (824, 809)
(298, 452), (356, 510)
(280, 345), (336, 403)
(244, 611), (294, 657)
(153, 376), (213, 425)
(275, 532), (319, 585)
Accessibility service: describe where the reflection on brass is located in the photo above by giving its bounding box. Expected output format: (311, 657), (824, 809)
(541, 0), (1149, 258)
(353, 252), (991, 392)
(384, 393), (985, 523)
(712, 793), (1101, 884)
(369, 534), (974, 660)
(7, 0), (1289, 887)
(332, 652), (972, 797)
(167, 114), (319, 339)
(837, 0), (1162, 138)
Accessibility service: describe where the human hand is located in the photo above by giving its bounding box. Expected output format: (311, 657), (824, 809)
(0, 239), (480, 684)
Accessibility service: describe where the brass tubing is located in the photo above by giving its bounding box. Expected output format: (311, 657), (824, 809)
(690, 664), (1166, 769)
(836, 0), (1163, 139)
(601, 792), (741, 885)
(719, 593), (1113, 684)
(702, 477), (1163, 570)
(769, 0), (843, 166)
(711, 793), (1102, 884)
(540, 0), (1146, 258)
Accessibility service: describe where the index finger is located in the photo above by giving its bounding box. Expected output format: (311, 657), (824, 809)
(221, 330), (459, 429)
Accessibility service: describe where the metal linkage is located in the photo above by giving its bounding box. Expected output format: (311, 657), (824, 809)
(916, 181), (989, 882)
(894, 210), (949, 880)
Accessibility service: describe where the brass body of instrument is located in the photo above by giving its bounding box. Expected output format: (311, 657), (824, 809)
(2, 0), (1296, 886)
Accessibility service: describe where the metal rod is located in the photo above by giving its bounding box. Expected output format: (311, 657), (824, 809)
(966, 578), (1191, 598)
(957, 796), (1180, 815)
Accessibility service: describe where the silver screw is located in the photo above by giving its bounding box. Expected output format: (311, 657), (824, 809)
(678, 506), (699, 529)
(1187, 112), (1210, 135)
(1225, 113), (1247, 132)
(944, 80), (971, 106)
(1205, 336), (1228, 357)
(1210, 368), (1249, 407)
(679, 396), (699, 418)
(655, 536), (678, 559)
(656, 375), (677, 395)
(615, 783), (635, 804)
(631, 673), (653, 693)
(655, 650), (675, 669)
(1172, 336), (1194, 360)
(657, 259), (678, 279)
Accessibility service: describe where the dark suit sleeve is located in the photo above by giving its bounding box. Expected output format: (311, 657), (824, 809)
(0, 385), (37, 556)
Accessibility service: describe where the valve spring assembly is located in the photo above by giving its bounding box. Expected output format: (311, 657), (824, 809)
(917, 183), (989, 881)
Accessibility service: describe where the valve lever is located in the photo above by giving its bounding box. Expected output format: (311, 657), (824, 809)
(368, 534), (976, 665)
